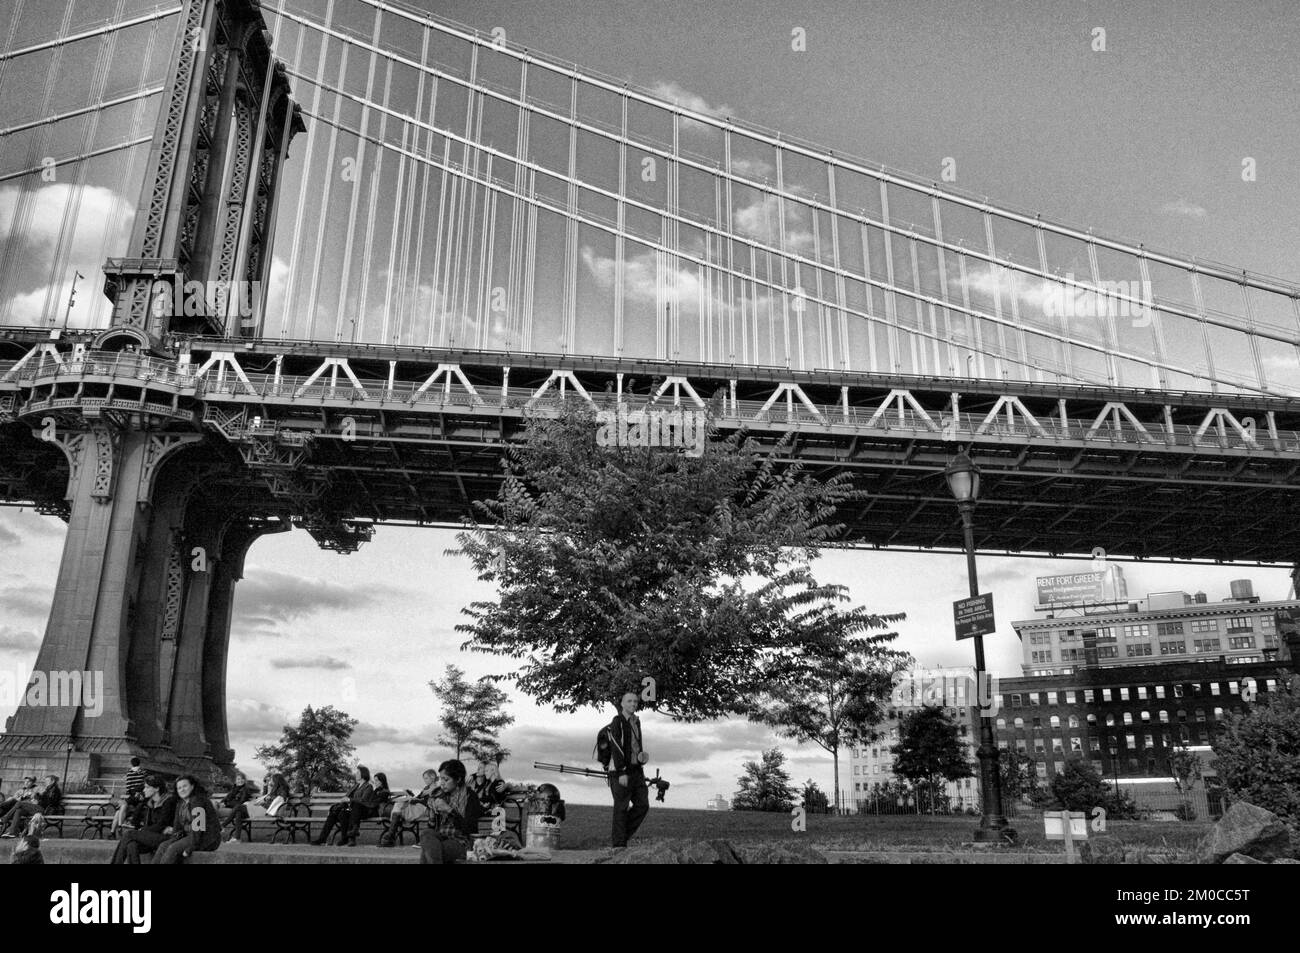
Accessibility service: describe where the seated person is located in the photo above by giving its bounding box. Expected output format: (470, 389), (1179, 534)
(379, 769), (437, 847)
(0, 777), (37, 820)
(419, 760), (483, 865)
(109, 757), (148, 836)
(312, 766), (373, 846)
(217, 771), (257, 843)
(343, 771), (389, 846)
(152, 775), (221, 864)
(0, 775), (60, 838)
(469, 760), (510, 809)
(110, 775), (177, 864)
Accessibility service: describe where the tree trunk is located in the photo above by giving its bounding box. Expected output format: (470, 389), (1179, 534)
(832, 748), (840, 815)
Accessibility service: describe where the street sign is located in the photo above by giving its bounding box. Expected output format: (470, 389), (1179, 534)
(953, 592), (995, 640)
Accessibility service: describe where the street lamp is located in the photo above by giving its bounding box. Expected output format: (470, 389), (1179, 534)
(945, 449), (1016, 844)
(63, 742), (74, 787)
(1107, 737), (1121, 794)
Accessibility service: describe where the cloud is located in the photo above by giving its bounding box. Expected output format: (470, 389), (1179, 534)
(647, 81), (733, 125)
(0, 626), (40, 652)
(1160, 199), (1208, 220)
(232, 570), (398, 633)
(500, 716), (782, 768)
(225, 698), (294, 735)
(0, 524), (18, 546)
(269, 655), (351, 671)
(352, 721), (439, 747)
(0, 586), (52, 622)
(729, 157), (774, 181)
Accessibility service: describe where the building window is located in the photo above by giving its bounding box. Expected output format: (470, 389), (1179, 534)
(1084, 690), (1095, 703)
(1014, 717), (1024, 729)
(1155, 686), (1166, 699)
(1095, 627), (1116, 642)
(854, 765), (860, 776)
(1086, 713), (1097, 725)
(1070, 737), (1083, 753)
(1159, 640), (1186, 655)
(1229, 636), (1255, 650)
(1143, 734), (1154, 749)
(1194, 638), (1222, 653)
(1015, 739), (1027, 753)
(1191, 619), (1219, 633)
(1036, 763), (1047, 778)
(1047, 691), (1058, 705)
(1127, 643), (1153, 658)
(1260, 615), (1275, 631)
(1173, 685), (1185, 698)
(1120, 687), (1130, 701)
(1050, 715), (1060, 728)
(1195, 709), (1206, 722)
(1210, 682), (1222, 696)
(1065, 690), (1077, 704)
(1137, 686), (1148, 700)
(1159, 710), (1169, 723)
(1062, 648), (1083, 661)
(1068, 715), (1079, 728)
(1213, 707), (1224, 720)
(1097, 646), (1118, 659)
(1106, 713), (1116, 727)
(1140, 710), (1151, 722)
(1089, 738), (1101, 752)
(1156, 621), (1184, 636)
(996, 718), (1006, 729)
(1052, 738), (1064, 753)
(1034, 739), (1045, 752)
(1031, 650), (1053, 663)
(1010, 693), (1021, 708)
(1228, 681), (1239, 695)
(1123, 624), (1151, 639)
(1032, 717), (1042, 729)
(1176, 709), (1187, 721)
(1125, 734), (1136, 748)
(1123, 712), (1133, 725)
(1225, 616), (1254, 634)
(1029, 692), (1041, 705)
(1031, 632), (1051, 644)
(1102, 689), (1112, 702)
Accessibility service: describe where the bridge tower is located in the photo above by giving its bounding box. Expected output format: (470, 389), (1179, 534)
(0, 0), (303, 786)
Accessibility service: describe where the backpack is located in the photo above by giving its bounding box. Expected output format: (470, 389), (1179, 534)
(594, 722), (614, 769)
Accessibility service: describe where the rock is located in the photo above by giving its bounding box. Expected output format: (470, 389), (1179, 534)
(1197, 803), (1292, 864)
(601, 838), (740, 864)
(1223, 852), (1265, 864)
(1272, 858), (1300, 864)
(733, 842), (828, 864)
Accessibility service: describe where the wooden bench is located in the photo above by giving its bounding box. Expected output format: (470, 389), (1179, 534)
(18, 794), (119, 840)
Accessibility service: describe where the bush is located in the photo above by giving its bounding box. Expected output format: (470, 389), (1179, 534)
(1213, 680), (1300, 827)
(1047, 757), (1140, 818)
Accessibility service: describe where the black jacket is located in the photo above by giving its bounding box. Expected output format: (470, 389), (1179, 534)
(172, 795), (221, 851)
(131, 794), (177, 834)
(604, 713), (645, 776)
(35, 784), (61, 814)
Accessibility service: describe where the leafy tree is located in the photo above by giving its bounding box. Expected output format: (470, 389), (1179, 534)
(254, 705), (357, 796)
(467, 739), (511, 766)
(732, 748), (797, 812)
(749, 600), (909, 813)
(999, 749), (1042, 805)
(890, 706), (973, 814)
(801, 779), (830, 814)
(1213, 680), (1300, 826)
(454, 402), (862, 719)
(1048, 757), (1139, 817)
(1167, 743), (1203, 820)
(429, 664), (514, 759)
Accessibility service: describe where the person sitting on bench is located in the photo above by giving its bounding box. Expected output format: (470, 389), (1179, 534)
(419, 760), (482, 865)
(342, 771), (389, 846)
(109, 758), (148, 836)
(218, 771), (257, 843)
(0, 775), (60, 838)
(110, 775), (177, 864)
(152, 775), (221, 864)
(0, 777), (36, 820)
(312, 765), (374, 846)
(470, 760), (509, 810)
(379, 769), (437, 847)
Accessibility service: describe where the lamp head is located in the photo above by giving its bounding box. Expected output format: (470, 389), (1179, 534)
(944, 450), (980, 503)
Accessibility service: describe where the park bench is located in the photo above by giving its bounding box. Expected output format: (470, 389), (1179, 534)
(21, 793), (119, 840)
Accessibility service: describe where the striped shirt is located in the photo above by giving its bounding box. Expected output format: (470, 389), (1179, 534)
(124, 766), (146, 799)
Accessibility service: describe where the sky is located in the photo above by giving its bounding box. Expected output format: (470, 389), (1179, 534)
(2, 0), (1299, 806)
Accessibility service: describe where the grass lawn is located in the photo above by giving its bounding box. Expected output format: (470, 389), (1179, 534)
(552, 804), (1212, 853)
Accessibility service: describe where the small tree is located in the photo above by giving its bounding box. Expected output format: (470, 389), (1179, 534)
(732, 748), (797, 812)
(1167, 744), (1203, 821)
(750, 601), (909, 814)
(254, 705), (357, 796)
(890, 706), (972, 815)
(1049, 757), (1139, 817)
(429, 664), (515, 759)
(1213, 680), (1300, 826)
(801, 779), (830, 814)
(999, 749), (1042, 805)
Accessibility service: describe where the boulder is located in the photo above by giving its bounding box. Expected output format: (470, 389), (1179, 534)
(599, 838), (828, 863)
(1223, 852), (1265, 864)
(1272, 858), (1300, 864)
(733, 842), (829, 864)
(1197, 803), (1292, 863)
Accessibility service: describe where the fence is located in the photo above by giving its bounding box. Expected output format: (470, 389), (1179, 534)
(837, 785), (1219, 821)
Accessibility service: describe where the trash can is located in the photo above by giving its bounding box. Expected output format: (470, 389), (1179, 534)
(526, 783), (566, 851)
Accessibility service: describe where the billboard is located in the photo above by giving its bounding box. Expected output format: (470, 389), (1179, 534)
(1036, 566), (1127, 608)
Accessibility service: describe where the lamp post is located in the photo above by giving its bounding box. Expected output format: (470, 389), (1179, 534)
(63, 742), (74, 787)
(945, 449), (1016, 844)
(1107, 737), (1121, 794)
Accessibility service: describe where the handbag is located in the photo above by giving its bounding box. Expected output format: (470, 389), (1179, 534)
(400, 798), (430, 823)
(264, 796), (286, 818)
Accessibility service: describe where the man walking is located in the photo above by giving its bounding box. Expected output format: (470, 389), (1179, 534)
(602, 690), (649, 848)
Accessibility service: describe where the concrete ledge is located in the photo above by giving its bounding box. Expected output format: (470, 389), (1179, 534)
(34, 839), (579, 864)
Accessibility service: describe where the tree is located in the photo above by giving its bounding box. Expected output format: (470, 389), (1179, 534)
(801, 779), (830, 814)
(749, 600), (909, 813)
(890, 706), (973, 814)
(732, 748), (797, 812)
(1167, 743), (1203, 820)
(1213, 679), (1300, 826)
(999, 749), (1042, 805)
(429, 664), (514, 759)
(1048, 757), (1139, 817)
(467, 739), (512, 766)
(453, 402), (863, 719)
(254, 705), (357, 796)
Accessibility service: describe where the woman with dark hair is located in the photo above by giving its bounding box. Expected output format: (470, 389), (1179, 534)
(342, 770), (389, 846)
(110, 775), (176, 864)
(218, 771), (257, 843)
(312, 766), (372, 846)
(152, 775), (221, 864)
(419, 760), (482, 865)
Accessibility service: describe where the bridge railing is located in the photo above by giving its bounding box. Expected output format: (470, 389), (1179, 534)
(2, 354), (1292, 453)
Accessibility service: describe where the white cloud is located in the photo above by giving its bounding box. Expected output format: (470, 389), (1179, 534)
(647, 81), (733, 122)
